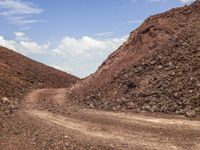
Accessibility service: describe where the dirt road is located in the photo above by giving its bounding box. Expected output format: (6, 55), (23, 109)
(24, 89), (200, 150)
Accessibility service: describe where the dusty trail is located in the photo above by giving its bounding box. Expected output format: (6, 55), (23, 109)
(24, 89), (200, 150)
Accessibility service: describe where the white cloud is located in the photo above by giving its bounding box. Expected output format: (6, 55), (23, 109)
(0, 0), (44, 26)
(7, 16), (44, 26)
(126, 19), (143, 25)
(95, 32), (114, 37)
(15, 31), (29, 41)
(53, 36), (127, 58)
(52, 35), (127, 77)
(15, 32), (26, 38)
(0, 33), (127, 77)
(0, 32), (48, 54)
(178, 0), (195, 3)
(0, 35), (18, 50)
(0, 0), (43, 15)
(19, 41), (49, 54)
(51, 64), (75, 75)
(54, 36), (106, 56)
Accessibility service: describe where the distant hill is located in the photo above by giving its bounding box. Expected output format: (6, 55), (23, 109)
(0, 46), (79, 99)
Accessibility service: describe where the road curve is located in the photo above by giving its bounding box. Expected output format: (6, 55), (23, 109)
(24, 89), (200, 150)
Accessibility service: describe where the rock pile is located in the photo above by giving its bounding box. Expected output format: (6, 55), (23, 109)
(68, 1), (200, 117)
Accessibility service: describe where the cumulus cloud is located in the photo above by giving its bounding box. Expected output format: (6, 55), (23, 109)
(0, 32), (48, 54)
(178, 0), (195, 3)
(0, 33), (127, 77)
(15, 32), (29, 41)
(52, 35), (127, 77)
(19, 41), (49, 54)
(0, 0), (44, 26)
(53, 36), (127, 61)
(54, 36), (107, 57)
(0, 35), (17, 50)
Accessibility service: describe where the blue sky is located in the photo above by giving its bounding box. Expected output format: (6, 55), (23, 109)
(0, 0), (195, 78)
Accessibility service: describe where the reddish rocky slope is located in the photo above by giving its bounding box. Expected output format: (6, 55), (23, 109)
(0, 46), (79, 106)
(69, 1), (200, 117)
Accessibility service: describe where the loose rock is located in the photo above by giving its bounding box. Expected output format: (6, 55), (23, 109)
(186, 110), (196, 117)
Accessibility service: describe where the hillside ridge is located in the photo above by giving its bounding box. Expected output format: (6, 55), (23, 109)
(67, 1), (200, 117)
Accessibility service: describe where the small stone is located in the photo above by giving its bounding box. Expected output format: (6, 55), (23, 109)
(171, 71), (176, 75)
(150, 60), (156, 65)
(186, 110), (196, 118)
(127, 102), (135, 109)
(112, 107), (117, 111)
(197, 83), (200, 87)
(182, 42), (188, 46)
(175, 109), (184, 115)
(194, 108), (200, 113)
(65, 142), (69, 146)
(89, 103), (94, 108)
(4, 110), (11, 115)
(173, 93), (180, 99)
(136, 108), (141, 113)
(127, 81), (137, 89)
(1, 97), (10, 104)
(168, 61), (173, 66)
(188, 90), (193, 93)
(168, 106), (176, 112)
(64, 135), (69, 139)
(143, 105), (151, 111)
(124, 74), (128, 78)
(151, 105), (159, 112)
(160, 105), (168, 112)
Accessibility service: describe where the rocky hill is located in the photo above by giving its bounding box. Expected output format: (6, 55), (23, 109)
(0, 46), (79, 115)
(68, 1), (200, 117)
(2, 2), (200, 150)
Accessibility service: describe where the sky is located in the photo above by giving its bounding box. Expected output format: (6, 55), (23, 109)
(0, 0), (195, 78)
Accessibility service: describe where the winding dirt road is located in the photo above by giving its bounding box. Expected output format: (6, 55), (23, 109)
(24, 89), (200, 150)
